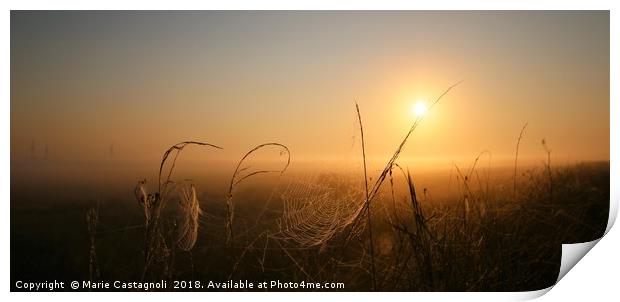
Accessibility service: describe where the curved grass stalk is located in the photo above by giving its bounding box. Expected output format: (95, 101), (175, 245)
(136, 140), (222, 281)
(226, 143), (291, 245)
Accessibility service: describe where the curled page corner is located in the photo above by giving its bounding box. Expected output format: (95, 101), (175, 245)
(520, 232), (602, 300)
(522, 196), (617, 299)
(554, 194), (617, 284)
(556, 239), (601, 282)
(605, 195), (618, 235)
(513, 286), (553, 300)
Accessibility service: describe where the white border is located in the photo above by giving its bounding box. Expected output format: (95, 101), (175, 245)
(2, 1), (618, 302)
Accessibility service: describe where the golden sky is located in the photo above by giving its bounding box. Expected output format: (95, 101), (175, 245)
(11, 11), (609, 168)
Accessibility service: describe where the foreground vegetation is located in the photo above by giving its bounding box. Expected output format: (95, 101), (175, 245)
(11, 87), (609, 291)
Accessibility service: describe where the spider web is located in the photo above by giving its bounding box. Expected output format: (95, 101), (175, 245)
(272, 173), (366, 248)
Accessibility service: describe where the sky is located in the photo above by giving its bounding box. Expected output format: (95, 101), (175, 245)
(11, 11), (609, 170)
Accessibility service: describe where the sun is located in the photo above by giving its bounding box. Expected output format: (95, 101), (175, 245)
(413, 101), (428, 117)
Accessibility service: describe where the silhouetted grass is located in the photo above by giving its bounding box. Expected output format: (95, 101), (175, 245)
(10, 84), (609, 292)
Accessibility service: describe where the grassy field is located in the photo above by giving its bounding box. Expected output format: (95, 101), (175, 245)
(11, 153), (609, 291)
(10, 90), (610, 292)
(10, 10), (610, 293)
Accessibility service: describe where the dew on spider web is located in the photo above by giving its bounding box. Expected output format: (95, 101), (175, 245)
(272, 173), (366, 248)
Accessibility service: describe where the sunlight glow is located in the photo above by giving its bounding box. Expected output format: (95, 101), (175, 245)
(413, 101), (428, 117)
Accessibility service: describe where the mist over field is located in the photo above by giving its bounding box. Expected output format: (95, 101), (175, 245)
(11, 11), (609, 292)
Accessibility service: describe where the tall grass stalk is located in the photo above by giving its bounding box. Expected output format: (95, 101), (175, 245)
(347, 81), (462, 241)
(86, 202), (100, 283)
(355, 102), (377, 290)
(513, 122), (528, 197)
(542, 139), (553, 203)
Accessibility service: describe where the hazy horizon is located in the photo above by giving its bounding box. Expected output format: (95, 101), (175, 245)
(10, 11), (611, 293)
(11, 11), (609, 168)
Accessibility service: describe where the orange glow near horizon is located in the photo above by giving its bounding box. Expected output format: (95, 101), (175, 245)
(10, 11), (610, 168)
